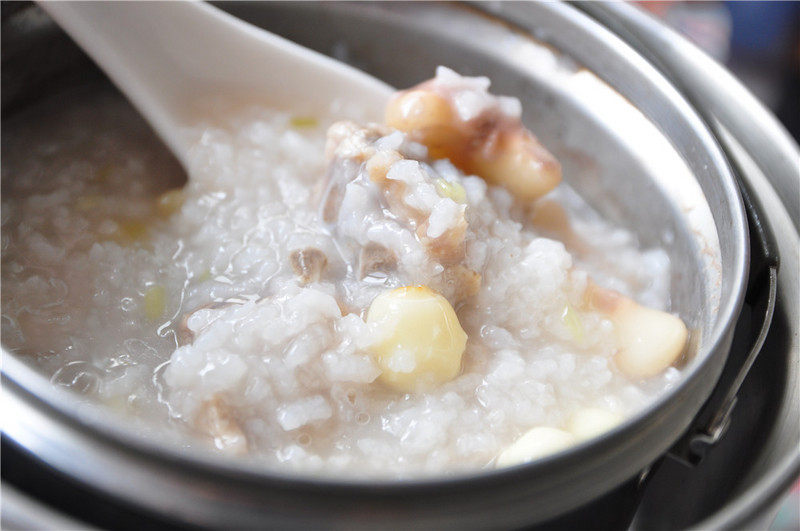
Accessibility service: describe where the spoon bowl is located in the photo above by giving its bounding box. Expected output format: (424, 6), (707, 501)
(39, 0), (394, 169)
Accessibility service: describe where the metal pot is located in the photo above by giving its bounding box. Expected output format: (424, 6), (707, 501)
(2, 2), (793, 529)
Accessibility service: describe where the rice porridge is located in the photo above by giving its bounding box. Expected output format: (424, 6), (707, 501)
(1, 68), (687, 477)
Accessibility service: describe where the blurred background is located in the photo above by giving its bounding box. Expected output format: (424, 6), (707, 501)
(636, 2), (799, 529)
(638, 0), (800, 144)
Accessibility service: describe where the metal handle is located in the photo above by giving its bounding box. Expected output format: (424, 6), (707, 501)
(670, 127), (780, 465)
(575, 1), (787, 466)
(674, 181), (778, 465)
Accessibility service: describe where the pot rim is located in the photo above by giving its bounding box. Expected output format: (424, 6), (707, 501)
(1, 0), (748, 494)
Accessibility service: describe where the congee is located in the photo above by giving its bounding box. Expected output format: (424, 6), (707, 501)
(1, 68), (688, 477)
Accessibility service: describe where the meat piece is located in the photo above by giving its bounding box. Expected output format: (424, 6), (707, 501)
(442, 265), (482, 304)
(290, 248), (328, 284)
(324, 122), (470, 267)
(319, 165), (347, 224)
(365, 149), (403, 184)
(319, 122), (392, 224)
(324, 121), (391, 161)
(320, 120), (481, 304)
(197, 396), (248, 455)
(176, 300), (238, 345)
(416, 215), (467, 265)
(359, 243), (397, 279)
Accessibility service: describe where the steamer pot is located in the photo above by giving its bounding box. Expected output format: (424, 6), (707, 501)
(0, 1), (774, 528)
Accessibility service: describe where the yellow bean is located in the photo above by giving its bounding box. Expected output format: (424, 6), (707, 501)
(469, 132), (561, 202)
(367, 286), (467, 393)
(496, 427), (576, 467)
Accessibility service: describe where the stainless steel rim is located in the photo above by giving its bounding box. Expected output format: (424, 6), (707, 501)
(0, 1), (752, 525)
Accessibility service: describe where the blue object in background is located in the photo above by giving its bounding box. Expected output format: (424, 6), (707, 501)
(726, 1), (800, 55)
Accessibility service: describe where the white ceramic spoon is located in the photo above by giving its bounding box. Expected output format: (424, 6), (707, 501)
(39, 0), (393, 169)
